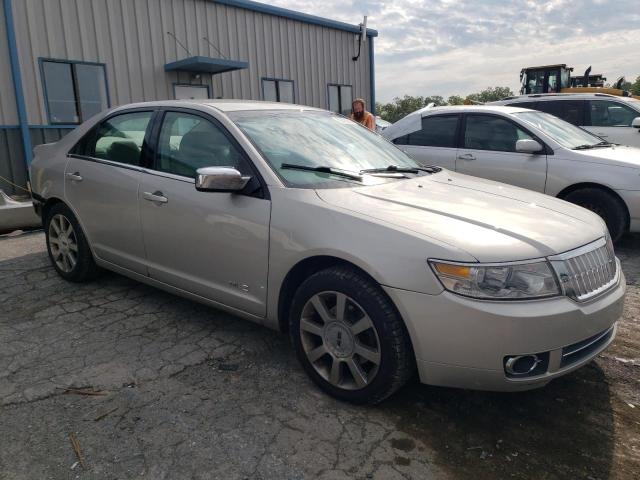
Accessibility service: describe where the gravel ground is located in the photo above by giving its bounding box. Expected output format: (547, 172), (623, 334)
(0, 231), (638, 480)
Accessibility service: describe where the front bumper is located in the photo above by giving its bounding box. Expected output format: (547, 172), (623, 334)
(384, 266), (626, 391)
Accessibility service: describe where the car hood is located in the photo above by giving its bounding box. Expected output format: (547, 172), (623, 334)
(572, 145), (640, 169)
(316, 170), (606, 262)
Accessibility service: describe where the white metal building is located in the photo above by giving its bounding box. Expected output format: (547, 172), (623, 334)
(0, 0), (377, 194)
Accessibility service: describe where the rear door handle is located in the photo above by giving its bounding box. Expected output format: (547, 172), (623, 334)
(65, 172), (83, 181)
(143, 191), (168, 204)
(596, 133), (608, 137)
(457, 154), (476, 161)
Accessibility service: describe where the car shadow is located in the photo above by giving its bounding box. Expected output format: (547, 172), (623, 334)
(381, 363), (615, 479)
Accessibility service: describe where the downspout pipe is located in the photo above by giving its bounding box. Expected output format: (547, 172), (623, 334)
(368, 35), (376, 116)
(3, 0), (32, 167)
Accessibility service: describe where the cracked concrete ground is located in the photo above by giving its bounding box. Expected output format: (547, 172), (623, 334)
(0, 231), (638, 480)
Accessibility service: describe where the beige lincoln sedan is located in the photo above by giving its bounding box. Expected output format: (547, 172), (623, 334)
(30, 100), (625, 404)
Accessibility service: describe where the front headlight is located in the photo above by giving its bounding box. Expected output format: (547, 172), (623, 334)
(429, 260), (561, 300)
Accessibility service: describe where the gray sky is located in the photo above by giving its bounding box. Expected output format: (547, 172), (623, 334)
(272, 0), (640, 103)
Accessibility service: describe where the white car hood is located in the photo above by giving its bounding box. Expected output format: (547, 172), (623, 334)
(572, 145), (640, 169)
(316, 170), (606, 262)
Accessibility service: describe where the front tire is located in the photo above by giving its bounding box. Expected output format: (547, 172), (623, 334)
(563, 188), (627, 242)
(289, 266), (415, 404)
(44, 203), (99, 282)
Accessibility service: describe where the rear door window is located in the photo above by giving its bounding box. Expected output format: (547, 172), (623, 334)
(406, 115), (460, 147)
(536, 100), (585, 126)
(588, 100), (639, 127)
(91, 111), (153, 166)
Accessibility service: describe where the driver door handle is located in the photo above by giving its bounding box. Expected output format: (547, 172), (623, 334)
(65, 172), (83, 181)
(457, 153), (476, 161)
(143, 191), (168, 204)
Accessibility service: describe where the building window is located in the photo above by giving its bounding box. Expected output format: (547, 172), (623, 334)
(262, 78), (294, 103)
(40, 59), (109, 125)
(328, 84), (353, 116)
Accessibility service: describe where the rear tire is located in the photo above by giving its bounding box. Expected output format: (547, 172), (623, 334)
(44, 203), (99, 282)
(289, 266), (415, 404)
(563, 188), (627, 243)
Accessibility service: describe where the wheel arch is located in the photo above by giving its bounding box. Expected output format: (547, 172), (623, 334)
(277, 255), (396, 335)
(41, 196), (65, 222)
(556, 182), (630, 229)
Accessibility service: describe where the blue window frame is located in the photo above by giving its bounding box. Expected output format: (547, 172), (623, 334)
(262, 78), (295, 103)
(39, 58), (110, 125)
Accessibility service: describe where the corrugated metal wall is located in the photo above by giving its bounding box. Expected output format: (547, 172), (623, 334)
(7, 0), (371, 125)
(0, 0), (372, 195)
(0, 129), (27, 194)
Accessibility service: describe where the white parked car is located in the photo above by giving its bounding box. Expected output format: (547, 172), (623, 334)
(490, 93), (640, 148)
(383, 105), (640, 241)
(30, 101), (625, 404)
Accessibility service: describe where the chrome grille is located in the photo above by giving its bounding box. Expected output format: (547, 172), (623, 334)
(550, 237), (618, 302)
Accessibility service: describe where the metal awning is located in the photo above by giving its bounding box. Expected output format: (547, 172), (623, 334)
(164, 56), (248, 74)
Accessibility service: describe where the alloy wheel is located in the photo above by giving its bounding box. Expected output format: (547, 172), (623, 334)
(48, 213), (78, 273)
(299, 291), (381, 390)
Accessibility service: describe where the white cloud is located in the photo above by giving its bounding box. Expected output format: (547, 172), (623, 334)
(270, 1), (640, 102)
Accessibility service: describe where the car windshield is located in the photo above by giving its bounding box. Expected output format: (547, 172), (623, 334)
(229, 110), (423, 188)
(513, 110), (608, 150)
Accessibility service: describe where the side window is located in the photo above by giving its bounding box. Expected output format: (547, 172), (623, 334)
(408, 115), (459, 147)
(262, 79), (295, 103)
(92, 111), (152, 165)
(70, 127), (97, 156)
(393, 135), (409, 145)
(156, 112), (248, 178)
(589, 100), (638, 127)
(328, 85), (353, 116)
(536, 100), (584, 126)
(464, 115), (532, 152)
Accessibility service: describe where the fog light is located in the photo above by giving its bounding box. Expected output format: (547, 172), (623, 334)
(505, 355), (541, 375)
(503, 352), (549, 378)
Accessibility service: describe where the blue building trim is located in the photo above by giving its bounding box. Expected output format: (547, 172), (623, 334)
(165, 56), (249, 74)
(3, 0), (33, 166)
(213, 0), (378, 37)
(29, 125), (77, 130)
(369, 37), (376, 115)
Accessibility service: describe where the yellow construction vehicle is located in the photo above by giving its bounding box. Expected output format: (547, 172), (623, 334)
(520, 64), (639, 99)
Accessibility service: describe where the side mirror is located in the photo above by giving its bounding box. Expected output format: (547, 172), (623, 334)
(516, 139), (543, 154)
(195, 167), (251, 192)
(632, 117), (640, 129)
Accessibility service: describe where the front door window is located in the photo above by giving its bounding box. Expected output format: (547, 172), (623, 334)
(156, 112), (249, 178)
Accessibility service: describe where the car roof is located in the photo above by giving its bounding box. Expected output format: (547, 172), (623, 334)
(110, 99), (326, 114)
(491, 93), (640, 104)
(383, 105), (530, 140)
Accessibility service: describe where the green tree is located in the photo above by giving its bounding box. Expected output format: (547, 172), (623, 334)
(377, 95), (445, 123)
(376, 87), (516, 123)
(631, 76), (640, 96)
(466, 86), (514, 103)
(447, 95), (465, 105)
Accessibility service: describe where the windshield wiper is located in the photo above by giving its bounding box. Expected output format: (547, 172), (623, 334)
(281, 163), (362, 181)
(359, 165), (442, 174)
(573, 144), (597, 150)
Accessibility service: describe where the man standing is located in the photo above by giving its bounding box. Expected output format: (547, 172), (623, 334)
(350, 98), (376, 131)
